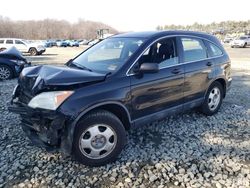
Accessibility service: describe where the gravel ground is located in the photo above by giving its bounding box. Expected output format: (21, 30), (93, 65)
(0, 46), (250, 187)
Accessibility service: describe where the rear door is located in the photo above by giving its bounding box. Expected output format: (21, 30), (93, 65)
(178, 37), (213, 107)
(5, 39), (14, 49)
(129, 37), (184, 122)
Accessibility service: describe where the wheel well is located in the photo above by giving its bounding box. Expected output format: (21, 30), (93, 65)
(28, 47), (37, 52)
(214, 78), (226, 98)
(85, 104), (131, 130)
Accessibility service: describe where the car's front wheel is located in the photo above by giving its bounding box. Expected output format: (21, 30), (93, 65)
(200, 81), (223, 116)
(29, 48), (37, 56)
(73, 110), (126, 166)
(0, 65), (13, 80)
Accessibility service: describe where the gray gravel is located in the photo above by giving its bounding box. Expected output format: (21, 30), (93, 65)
(0, 75), (250, 188)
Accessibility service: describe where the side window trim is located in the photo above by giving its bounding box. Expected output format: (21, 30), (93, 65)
(204, 40), (224, 58)
(180, 36), (208, 63)
(126, 35), (224, 76)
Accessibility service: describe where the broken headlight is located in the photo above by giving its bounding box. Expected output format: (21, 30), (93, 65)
(28, 91), (73, 110)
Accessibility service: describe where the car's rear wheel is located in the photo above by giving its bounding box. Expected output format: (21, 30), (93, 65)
(29, 48), (37, 56)
(200, 81), (223, 116)
(0, 65), (13, 80)
(0, 48), (6, 52)
(73, 110), (126, 166)
(243, 43), (247, 48)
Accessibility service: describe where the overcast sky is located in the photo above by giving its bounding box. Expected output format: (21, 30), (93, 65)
(1, 0), (250, 31)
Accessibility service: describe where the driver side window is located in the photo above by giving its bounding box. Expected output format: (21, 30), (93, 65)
(137, 37), (178, 69)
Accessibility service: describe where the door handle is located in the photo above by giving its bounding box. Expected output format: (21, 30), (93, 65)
(206, 62), (213, 66)
(171, 68), (181, 74)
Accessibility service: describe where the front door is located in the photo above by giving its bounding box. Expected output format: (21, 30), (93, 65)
(14, 40), (27, 52)
(129, 37), (184, 123)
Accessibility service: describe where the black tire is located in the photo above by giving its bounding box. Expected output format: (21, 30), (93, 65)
(243, 43), (247, 48)
(0, 64), (13, 80)
(29, 48), (37, 56)
(0, 48), (6, 52)
(200, 81), (224, 116)
(72, 110), (126, 166)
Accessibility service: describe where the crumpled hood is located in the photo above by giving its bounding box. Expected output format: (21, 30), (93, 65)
(0, 46), (27, 61)
(19, 65), (106, 95)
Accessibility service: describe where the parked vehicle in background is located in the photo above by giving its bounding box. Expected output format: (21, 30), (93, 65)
(46, 40), (57, 47)
(56, 40), (68, 47)
(42, 40), (57, 48)
(223, 36), (234, 43)
(230, 36), (250, 48)
(9, 31), (232, 166)
(78, 39), (89, 45)
(68, 40), (79, 47)
(0, 38), (46, 55)
(0, 47), (30, 80)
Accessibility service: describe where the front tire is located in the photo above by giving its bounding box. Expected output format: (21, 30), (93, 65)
(29, 48), (37, 56)
(200, 81), (223, 116)
(0, 65), (13, 80)
(73, 110), (126, 166)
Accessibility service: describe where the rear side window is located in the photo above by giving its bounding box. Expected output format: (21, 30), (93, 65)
(15, 40), (25, 45)
(181, 38), (207, 62)
(0, 40), (4, 44)
(207, 42), (223, 57)
(6, 40), (13, 44)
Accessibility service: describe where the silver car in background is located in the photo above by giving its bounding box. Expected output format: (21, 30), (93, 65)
(230, 36), (250, 48)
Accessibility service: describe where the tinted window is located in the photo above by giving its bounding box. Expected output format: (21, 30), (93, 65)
(0, 40), (4, 44)
(137, 37), (178, 69)
(207, 42), (223, 57)
(15, 40), (25, 45)
(181, 38), (207, 62)
(6, 40), (13, 44)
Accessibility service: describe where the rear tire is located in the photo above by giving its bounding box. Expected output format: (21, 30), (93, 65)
(243, 43), (247, 48)
(29, 48), (37, 56)
(200, 81), (223, 116)
(72, 110), (126, 166)
(0, 48), (6, 52)
(0, 65), (13, 80)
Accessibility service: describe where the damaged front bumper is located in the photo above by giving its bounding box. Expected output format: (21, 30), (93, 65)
(8, 98), (71, 155)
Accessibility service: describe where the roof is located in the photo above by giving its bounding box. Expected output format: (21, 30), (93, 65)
(112, 30), (214, 39)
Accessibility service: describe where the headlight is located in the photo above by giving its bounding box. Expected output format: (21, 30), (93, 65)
(28, 91), (73, 110)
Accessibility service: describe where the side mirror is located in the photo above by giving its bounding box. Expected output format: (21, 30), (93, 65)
(139, 63), (159, 73)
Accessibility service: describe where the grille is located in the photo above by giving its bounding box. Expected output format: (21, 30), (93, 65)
(18, 90), (32, 105)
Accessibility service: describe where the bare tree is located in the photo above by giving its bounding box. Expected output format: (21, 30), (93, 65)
(0, 16), (118, 39)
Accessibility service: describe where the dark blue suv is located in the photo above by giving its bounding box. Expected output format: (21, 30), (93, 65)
(9, 31), (232, 166)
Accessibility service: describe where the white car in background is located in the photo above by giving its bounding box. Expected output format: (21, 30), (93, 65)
(230, 36), (250, 48)
(0, 38), (46, 55)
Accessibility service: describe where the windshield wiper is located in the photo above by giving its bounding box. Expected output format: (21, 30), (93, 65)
(69, 61), (93, 72)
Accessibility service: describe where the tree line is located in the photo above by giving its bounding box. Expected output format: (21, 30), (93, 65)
(156, 20), (250, 34)
(0, 16), (118, 40)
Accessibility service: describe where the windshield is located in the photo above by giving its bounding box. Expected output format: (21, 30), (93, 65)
(71, 37), (144, 73)
(239, 37), (247, 40)
(22, 40), (31, 44)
